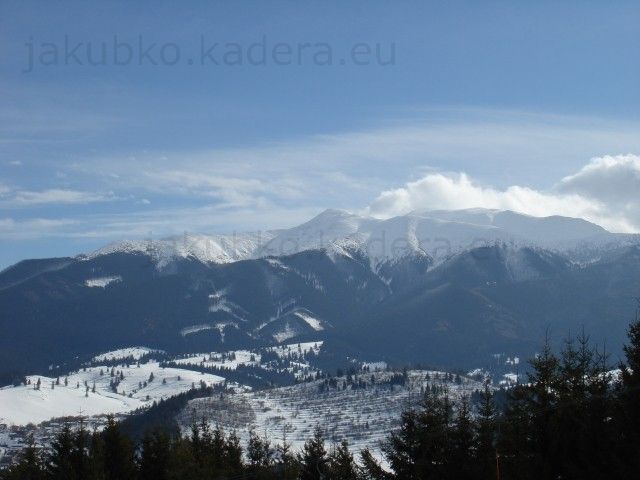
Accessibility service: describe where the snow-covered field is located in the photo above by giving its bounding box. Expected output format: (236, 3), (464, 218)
(0, 380), (141, 426)
(0, 361), (224, 426)
(93, 347), (162, 362)
(1, 341), (325, 427)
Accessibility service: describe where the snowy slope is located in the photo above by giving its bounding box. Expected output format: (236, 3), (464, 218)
(179, 369), (485, 456)
(0, 380), (142, 425)
(93, 347), (162, 362)
(0, 362), (225, 426)
(0, 342), (326, 427)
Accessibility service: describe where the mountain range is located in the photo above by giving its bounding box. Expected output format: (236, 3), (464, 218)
(1, 208), (639, 384)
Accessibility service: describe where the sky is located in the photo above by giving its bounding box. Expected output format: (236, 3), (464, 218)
(0, 0), (639, 269)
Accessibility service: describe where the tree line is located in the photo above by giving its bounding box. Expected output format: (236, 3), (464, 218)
(3, 314), (640, 479)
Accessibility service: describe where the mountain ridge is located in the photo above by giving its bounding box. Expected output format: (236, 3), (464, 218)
(1, 209), (639, 386)
(78, 208), (634, 271)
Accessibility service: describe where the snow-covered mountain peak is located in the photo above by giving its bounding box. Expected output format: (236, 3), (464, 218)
(83, 208), (635, 269)
(253, 209), (368, 258)
(84, 231), (278, 267)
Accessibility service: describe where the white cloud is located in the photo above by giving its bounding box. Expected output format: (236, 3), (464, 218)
(366, 155), (640, 233)
(140, 170), (294, 209)
(0, 189), (115, 207)
(0, 217), (78, 239)
(3, 110), (640, 244)
(74, 109), (640, 216)
(557, 154), (640, 203)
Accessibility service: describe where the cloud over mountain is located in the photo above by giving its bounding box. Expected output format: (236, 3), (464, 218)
(367, 154), (640, 233)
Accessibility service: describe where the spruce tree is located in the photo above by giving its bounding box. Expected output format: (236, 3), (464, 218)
(210, 425), (226, 470)
(46, 425), (75, 479)
(276, 429), (299, 480)
(69, 421), (91, 479)
(450, 397), (475, 480)
(383, 390), (452, 479)
(475, 384), (497, 479)
(248, 429), (274, 470)
(617, 308), (640, 475)
(328, 439), (359, 480)
(101, 416), (136, 480)
(359, 448), (392, 480)
(224, 430), (243, 473)
(138, 430), (171, 480)
(299, 426), (328, 480)
(525, 334), (560, 480)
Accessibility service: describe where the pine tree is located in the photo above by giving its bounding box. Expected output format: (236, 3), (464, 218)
(382, 390), (452, 479)
(69, 421), (91, 479)
(247, 429), (274, 478)
(101, 416), (136, 480)
(525, 333), (560, 479)
(555, 332), (596, 478)
(138, 430), (171, 480)
(617, 307), (640, 475)
(276, 429), (299, 480)
(208, 424), (226, 470)
(299, 426), (328, 480)
(359, 448), (392, 480)
(328, 439), (359, 480)
(224, 430), (243, 473)
(248, 429), (273, 468)
(46, 425), (75, 479)
(450, 397), (475, 480)
(475, 384), (497, 479)
(189, 421), (201, 463)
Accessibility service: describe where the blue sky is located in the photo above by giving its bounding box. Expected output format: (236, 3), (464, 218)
(1, 0), (639, 269)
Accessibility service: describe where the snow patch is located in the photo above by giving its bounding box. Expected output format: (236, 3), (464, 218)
(180, 325), (213, 337)
(294, 311), (324, 331)
(362, 361), (387, 372)
(85, 276), (121, 288)
(272, 323), (299, 343)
